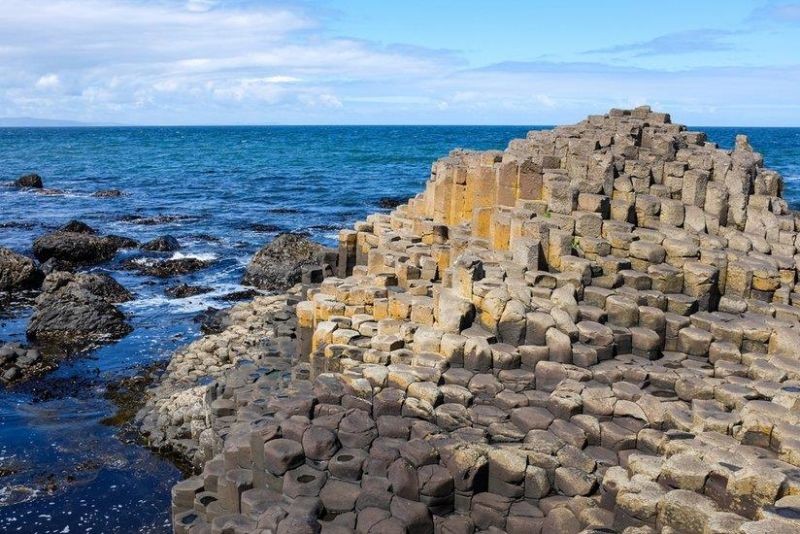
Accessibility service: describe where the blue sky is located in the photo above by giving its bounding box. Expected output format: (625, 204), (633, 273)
(0, 0), (798, 125)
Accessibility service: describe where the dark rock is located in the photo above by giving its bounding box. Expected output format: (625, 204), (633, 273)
(92, 189), (123, 198)
(40, 258), (76, 275)
(27, 272), (132, 347)
(243, 233), (332, 291)
(141, 235), (180, 252)
(190, 233), (221, 243)
(249, 223), (284, 233)
(194, 307), (231, 334)
(60, 220), (96, 234)
(120, 214), (199, 225)
(33, 223), (126, 266)
(14, 173), (43, 189)
(166, 283), (213, 299)
(0, 221), (35, 230)
(121, 257), (212, 277)
(0, 247), (44, 291)
(377, 196), (408, 209)
(41, 271), (133, 303)
(106, 235), (140, 249)
(216, 289), (260, 302)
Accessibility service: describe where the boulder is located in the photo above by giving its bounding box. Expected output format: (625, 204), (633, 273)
(41, 271), (133, 303)
(14, 173), (43, 188)
(122, 256), (212, 277)
(32, 221), (131, 266)
(243, 233), (332, 290)
(92, 189), (123, 198)
(0, 247), (44, 291)
(141, 235), (181, 252)
(165, 283), (213, 298)
(27, 272), (132, 346)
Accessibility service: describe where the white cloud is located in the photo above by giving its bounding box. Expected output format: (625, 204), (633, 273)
(35, 73), (60, 90)
(0, 1), (797, 125)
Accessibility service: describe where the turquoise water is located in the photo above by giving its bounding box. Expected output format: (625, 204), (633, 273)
(0, 125), (797, 532)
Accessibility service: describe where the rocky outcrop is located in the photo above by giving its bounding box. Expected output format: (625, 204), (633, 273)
(166, 283), (213, 299)
(136, 293), (302, 466)
(156, 108), (800, 534)
(243, 232), (334, 290)
(0, 247), (43, 291)
(27, 271), (132, 347)
(141, 235), (180, 252)
(14, 173), (43, 188)
(92, 189), (123, 198)
(121, 256), (212, 277)
(32, 221), (134, 266)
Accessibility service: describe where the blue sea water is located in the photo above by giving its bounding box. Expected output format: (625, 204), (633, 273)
(0, 125), (797, 532)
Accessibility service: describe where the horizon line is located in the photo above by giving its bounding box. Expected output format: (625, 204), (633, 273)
(2, 123), (799, 129)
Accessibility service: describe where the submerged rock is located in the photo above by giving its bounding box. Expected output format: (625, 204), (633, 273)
(216, 289), (260, 302)
(0, 246), (44, 291)
(120, 214), (200, 225)
(14, 173), (43, 189)
(32, 221), (134, 266)
(141, 235), (180, 252)
(27, 271), (132, 348)
(122, 257), (212, 277)
(243, 233), (332, 290)
(92, 189), (123, 198)
(165, 283), (213, 299)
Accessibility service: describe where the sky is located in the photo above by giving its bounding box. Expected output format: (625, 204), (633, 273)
(0, 0), (798, 125)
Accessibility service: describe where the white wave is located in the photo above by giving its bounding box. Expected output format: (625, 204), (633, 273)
(169, 251), (218, 262)
(122, 282), (261, 314)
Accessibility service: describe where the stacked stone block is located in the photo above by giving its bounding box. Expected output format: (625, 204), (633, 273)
(168, 108), (800, 534)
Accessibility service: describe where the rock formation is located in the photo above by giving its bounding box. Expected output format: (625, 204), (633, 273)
(27, 271), (133, 348)
(14, 172), (43, 188)
(0, 246), (44, 291)
(243, 233), (335, 291)
(154, 107), (800, 534)
(32, 220), (135, 266)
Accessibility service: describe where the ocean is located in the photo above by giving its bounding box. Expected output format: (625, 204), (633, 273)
(0, 125), (798, 532)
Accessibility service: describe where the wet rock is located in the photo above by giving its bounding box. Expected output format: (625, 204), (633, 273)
(377, 197), (409, 209)
(166, 283), (213, 299)
(141, 235), (180, 252)
(105, 235), (140, 249)
(27, 271), (132, 347)
(216, 289), (260, 302)
(41, 271), (133, 303)
(243, 233), (332, 291)
(60, 220), (96, 234)
(92, 189), (123, 198)
(32, 222), (130, 266)
(14, 173), (43, 188)
(0, 247), (44, 291)
(121, 257), (212, 277)
(249, 223), (284, 233)
(120, 214), (200, 225)
(194, 307), (231, 334)
(40, 257), (77, 275)
(0, 343), (49, 384)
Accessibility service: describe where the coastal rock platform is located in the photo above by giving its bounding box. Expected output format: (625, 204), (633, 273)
(145, 107), (800, 534)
